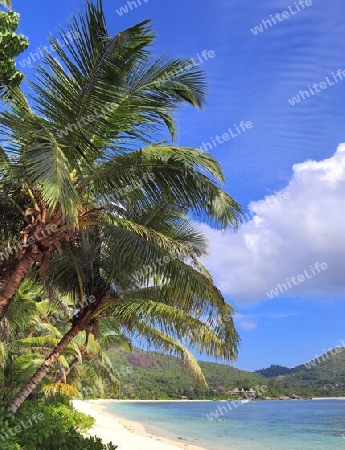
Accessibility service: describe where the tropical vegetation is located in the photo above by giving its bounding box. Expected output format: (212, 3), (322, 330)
(0, 0), (241, 319)
(105, 347), (345, 400)
(0, 0), (28, 97)
(0, 0), (243, 448)
(6, 205), (239, 413)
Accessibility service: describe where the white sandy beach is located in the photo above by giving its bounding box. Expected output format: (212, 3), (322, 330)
(72, 400), (209, 450)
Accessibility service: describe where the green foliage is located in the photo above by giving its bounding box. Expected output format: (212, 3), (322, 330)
(0, 1), (12, 8)
(106, 347), (345, 399)
(0, 0), (242, 344)
(261, 350), (345, 397)
(0, 4), (28, 95)
(0, 0), (242, 227)
(0, 401), (117, 450)
(106, 348), (266, 399)
(256, 365), (293, 377)
(71, 408), (96, 432)
(1, 0), (242, 430)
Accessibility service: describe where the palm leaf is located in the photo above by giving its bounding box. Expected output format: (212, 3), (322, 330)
(42, 382), (81, 398)
(0, 0), (11, 9)
(125, 323), (207, 386)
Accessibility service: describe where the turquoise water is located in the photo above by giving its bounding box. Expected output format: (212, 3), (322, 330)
(106, 400), (345, 449)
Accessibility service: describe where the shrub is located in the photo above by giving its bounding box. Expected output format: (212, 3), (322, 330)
(0, 401), (117, 450)
(72, 408), (95, 432)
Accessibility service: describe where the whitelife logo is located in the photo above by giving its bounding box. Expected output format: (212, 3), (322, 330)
(250, 0), (313, 35)
(157, 50), (216, 88)
(199, 121), (253, 152)
(116, 0), (149, 16)
(266, 262), (328, 299)
(288, 70), (345, 106)
(304, 340), (345, 369)
(0, 224), (58, 263)
(0, 413), (44, 442)
(18, 32), (80, 68)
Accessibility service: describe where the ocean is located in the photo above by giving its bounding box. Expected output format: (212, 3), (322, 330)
(106, 399), (345, 449)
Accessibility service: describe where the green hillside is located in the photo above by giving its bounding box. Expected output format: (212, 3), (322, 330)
(105, 348), (266, 400)
(257, 350), (345, 397)
(103, 347), (345, 400)
(256, 365), (294, 377)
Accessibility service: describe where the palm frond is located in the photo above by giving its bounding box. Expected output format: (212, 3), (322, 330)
(103, 300), (238, 361)
(42, 382), (81, 399)
(88, 145), (242, 229)
(124, 323), (207, 386)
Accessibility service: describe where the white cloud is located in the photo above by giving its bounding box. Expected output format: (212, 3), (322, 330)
(234, 312), (300, 332)
(238, 320), (257, 331)
(199, 144), (345, 304)
(235, 315), (258, 331)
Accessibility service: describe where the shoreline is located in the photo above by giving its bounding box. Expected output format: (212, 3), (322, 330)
(72, 400), (210, 450)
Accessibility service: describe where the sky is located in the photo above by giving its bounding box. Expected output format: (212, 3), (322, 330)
(13, 0), (345, 371)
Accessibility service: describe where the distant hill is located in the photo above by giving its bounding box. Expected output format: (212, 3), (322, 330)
(256, 365), (294, 377)
(267, 349), (345, 397)
(104, 347), (345, 400)
(106, 348), (266, 400)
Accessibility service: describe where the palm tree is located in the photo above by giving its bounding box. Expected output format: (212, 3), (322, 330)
(7, 203), (239, 412)
(0, 279), (128, 404)
(42, 326), (129, 401)
(0, 280), (64, 402)
(0, 0), (242, 319)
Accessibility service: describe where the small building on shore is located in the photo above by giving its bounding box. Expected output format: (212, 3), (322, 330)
(228, 387), (256, 398)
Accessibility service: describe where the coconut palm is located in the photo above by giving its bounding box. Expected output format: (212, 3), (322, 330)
(0, 280), (62, 401)
(0, 279), (129, 404)
(41, 325), (130, 401)
(0, 0), (242, 319)
(7, 201), (239, 412)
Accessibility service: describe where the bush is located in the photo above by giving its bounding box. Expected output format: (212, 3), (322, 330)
(0, 401), (117, 450)
(72, 408), (95, 432)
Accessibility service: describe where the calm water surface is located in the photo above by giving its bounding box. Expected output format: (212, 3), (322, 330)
(106, 400), (345, 450)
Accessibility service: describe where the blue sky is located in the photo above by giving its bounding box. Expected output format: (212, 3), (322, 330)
(14, 0), (345, 371)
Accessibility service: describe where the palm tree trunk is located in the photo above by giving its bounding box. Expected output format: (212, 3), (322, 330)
(56, 355), (79, 384)
(0, 211), (66, 321)
(7, 291), (103, 413)
(0, 251), (36, 320)
(7, 323), (83, 413)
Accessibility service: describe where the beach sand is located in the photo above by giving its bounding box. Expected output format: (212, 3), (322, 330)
(72, 400), (208, 450)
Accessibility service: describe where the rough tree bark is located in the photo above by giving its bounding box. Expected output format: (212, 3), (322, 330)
(0, 251), (37, 319)
(7, 294), (103, 413)
(0, 208), (68, 321)
(55, 355), (80, 384)
(7, 323), (83, 413)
